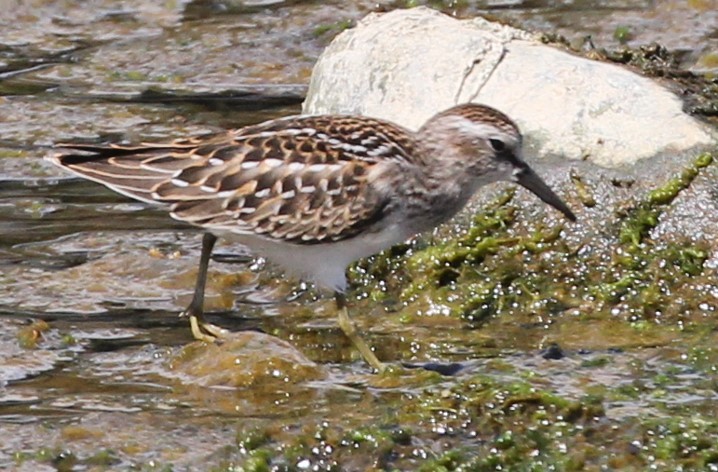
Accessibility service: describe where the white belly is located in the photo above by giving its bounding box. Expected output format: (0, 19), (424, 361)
(217, 221), (414, 293)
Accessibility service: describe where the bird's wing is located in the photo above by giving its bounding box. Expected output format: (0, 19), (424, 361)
(49, 115), (416, 244)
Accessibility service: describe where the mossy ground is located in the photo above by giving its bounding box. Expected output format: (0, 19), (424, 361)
(352, 153), (714, 331)
(347, 152), (718, 470)
(10, 152), (717, 471)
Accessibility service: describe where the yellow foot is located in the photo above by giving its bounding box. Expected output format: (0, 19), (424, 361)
(187, 314), (228, 343)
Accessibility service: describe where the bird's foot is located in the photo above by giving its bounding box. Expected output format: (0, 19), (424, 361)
(182, 310), (228, 344)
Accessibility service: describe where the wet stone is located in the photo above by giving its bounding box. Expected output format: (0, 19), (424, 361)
(541, 342), (565, 360)
(0, 318), (75, 386)
(167, 331), (325, 388)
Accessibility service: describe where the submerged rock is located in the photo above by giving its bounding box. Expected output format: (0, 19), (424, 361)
(304, 7), (715, 168)
(168, 331), (325, 388)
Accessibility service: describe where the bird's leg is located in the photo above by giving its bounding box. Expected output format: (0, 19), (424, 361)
(182, 232), (227, 343)
(335, 292), (386, 372)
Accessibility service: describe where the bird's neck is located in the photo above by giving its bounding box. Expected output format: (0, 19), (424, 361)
(398, 145), (478, 234)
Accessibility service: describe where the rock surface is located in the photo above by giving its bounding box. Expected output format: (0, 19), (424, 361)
(168, 331), (325, 389)
(304, 7), (716, 168)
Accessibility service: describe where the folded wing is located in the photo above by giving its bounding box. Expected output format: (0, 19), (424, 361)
(49, 115), (416, 244)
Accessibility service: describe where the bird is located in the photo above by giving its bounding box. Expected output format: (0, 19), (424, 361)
(48, 103), (576, 372)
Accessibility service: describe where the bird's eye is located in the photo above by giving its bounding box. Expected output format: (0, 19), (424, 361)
(489, 139), (505, 152)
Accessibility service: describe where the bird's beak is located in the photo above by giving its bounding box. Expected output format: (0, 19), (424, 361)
(514, 165), (576, 221)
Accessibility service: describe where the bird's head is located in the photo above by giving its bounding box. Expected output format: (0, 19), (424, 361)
(419, 103), (576, 221)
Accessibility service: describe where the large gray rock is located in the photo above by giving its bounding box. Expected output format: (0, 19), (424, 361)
(303, 7), (715, 168)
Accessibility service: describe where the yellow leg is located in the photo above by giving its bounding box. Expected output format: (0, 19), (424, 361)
(182, 232), (228, 343)
(335, 292), (386, 372)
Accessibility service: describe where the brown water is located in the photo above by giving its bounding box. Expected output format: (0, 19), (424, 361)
(1, 1), (717, 470)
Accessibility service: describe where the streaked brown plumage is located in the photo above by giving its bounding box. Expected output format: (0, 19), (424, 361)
(52, 115), (419, 244)
(48, 103), (576, 372)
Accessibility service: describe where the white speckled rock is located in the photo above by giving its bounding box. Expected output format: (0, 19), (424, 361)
(303, 7), (716, 168)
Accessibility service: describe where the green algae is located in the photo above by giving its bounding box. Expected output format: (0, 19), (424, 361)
(613, 25), (634, 45)
(585, 153), (713, 323)
(13, 447), (78, 472)
(569, 170), (597, 207)
(312, 19), (354, 39)
(640, 415), (718, 470)
(350, 152), (715, 337)
(225, 373), (608, 471)
(219, 346), (718, 470)
(620, 152), (714, 248)
(0, 148), (28, 158)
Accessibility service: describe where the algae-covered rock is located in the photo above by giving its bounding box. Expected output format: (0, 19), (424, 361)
(167, 331), (325, 388)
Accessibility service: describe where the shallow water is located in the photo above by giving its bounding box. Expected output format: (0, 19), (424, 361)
(1, 1), (717, 470)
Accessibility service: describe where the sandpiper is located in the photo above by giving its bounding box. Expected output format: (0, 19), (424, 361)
(48, 103), (575, 372)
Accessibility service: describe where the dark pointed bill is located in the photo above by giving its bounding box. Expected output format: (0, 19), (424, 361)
(515, 166), (576, 221)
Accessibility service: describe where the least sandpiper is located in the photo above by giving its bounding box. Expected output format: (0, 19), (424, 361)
(48, 103), (575, 371)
